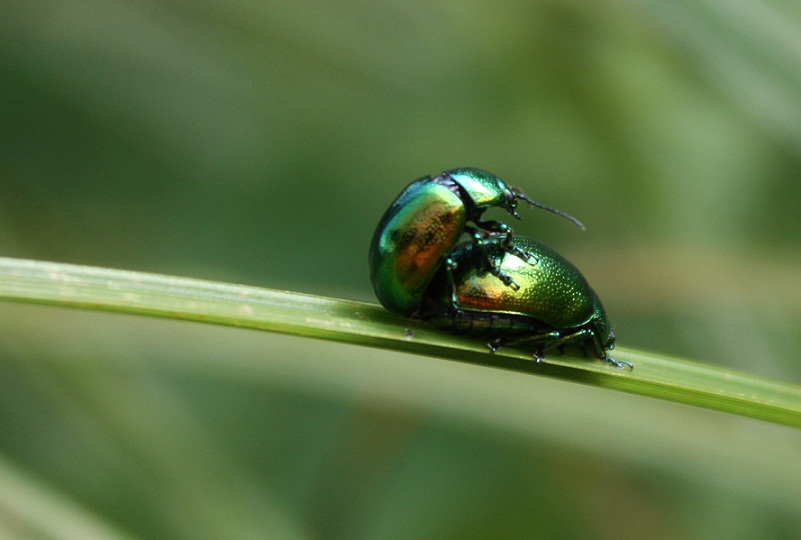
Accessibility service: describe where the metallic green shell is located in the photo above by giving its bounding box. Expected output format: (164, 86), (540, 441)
(433, 236), (614, 348)
(369, 178), (466, 316)
(446, 168), (517, 210)
(369, 169), (519, 316)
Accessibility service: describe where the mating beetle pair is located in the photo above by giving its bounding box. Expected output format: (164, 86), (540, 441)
(369, 168), (629, 369)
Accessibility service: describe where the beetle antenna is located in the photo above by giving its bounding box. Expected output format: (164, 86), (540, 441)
(514, 191), (585, 230)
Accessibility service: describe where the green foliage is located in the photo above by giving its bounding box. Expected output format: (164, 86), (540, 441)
(2, 257), (801, 426)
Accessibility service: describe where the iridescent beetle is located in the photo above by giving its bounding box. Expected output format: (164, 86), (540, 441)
(418, 235), (630, 369)
(369, 168), (583, 316)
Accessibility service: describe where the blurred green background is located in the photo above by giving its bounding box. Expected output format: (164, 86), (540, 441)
(2, 1), (801, 538)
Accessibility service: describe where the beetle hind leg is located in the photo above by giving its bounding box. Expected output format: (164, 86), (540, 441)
(486, 332), (560, 361)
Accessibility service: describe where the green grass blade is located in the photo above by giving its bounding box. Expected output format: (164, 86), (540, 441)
(1, 256), (799, 428)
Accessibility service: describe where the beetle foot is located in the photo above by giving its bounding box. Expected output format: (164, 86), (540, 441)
(492, 270), (520, 290)
(487, 338), (505, 353)
(504, 276), (521, 291)
(505, 245), (538, 264)
(604, 356), (633, 370)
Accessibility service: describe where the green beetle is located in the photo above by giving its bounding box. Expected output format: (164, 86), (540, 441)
(369, 168), (583, 316)
(419, 236), (630, 369)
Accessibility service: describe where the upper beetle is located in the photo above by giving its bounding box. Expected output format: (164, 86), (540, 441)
(419, 235), (630, 369)
(369, 168), (583, 316)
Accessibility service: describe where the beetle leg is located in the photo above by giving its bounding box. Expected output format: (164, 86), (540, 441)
(464, 226), (521, 290)
(443, 256), (462, 315)
(487, 337), (506, 353)
(489, 329), (628, 369)
(486, 332), (560, 361)
(488, 264), (520, 291)
(605, 357), (633, 370)
(534, 329), (594, 356)
(532, 329), (633, 370)
(474, 219), (538, 264)
(473, 218), (513, 238)
(504, 243), (537, 264)
(587, 332), (633, 370)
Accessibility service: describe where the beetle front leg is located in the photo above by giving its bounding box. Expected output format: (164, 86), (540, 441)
(584, 330), (632, 370)
(474, 219), (538, 263)
(464, 226), (521, 290)
(603, 356), (633, 370)
(521, 329), (633, 370)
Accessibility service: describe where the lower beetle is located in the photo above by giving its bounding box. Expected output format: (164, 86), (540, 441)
(418, 236), (631, 369)
(369, 168), (583, 316)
